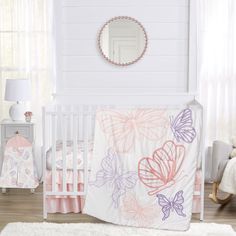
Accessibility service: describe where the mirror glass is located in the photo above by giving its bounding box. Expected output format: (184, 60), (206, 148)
(98, 17), (148, 66)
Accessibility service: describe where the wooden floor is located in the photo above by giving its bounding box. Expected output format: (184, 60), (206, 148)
(0, 184), (235, 231)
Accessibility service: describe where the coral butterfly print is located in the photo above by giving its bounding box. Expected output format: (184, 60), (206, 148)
(90, 148), (138, 208)
(156, 190), (186, 221)
(97, 109), (169, 153)
(170, 108), (196, 143)
(138, 140), (185, 195)
(121, 193), (159, 227)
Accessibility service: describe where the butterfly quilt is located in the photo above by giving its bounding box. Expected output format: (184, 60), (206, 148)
(83, 105), (202, 231)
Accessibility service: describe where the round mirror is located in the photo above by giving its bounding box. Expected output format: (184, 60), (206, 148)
(98, 17), (148, 66)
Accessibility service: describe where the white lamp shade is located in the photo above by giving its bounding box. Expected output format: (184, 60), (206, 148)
(5, 79), (32, 101)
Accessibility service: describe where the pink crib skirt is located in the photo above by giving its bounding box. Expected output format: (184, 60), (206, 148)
(46, 170), (85, 213)
(192, 169), (202, 213)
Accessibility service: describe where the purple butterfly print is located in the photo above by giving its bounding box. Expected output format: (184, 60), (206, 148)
(23, 152), (30, 160)
(90, 148), (138, 208)
(156, 190), (186, 221)
(170, 108), (196, 143)
(10, 170), (16, 176)
(25, 169), (31, 175)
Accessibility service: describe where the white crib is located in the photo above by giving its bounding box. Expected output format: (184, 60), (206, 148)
(43, 104), (97, 219)
(42, 103), (205, 220)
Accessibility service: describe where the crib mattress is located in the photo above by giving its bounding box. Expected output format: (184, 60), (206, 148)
(46, 140), (93, 170)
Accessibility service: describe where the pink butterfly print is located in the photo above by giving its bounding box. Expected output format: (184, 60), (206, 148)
(97, 109), (169, 153)
(121, 193), (159, 227)
(16, 148), (24, 156)
(11, 178), (17, 184)
(138, 140), (185, 195)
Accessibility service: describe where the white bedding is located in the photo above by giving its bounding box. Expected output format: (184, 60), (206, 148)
(84, 106), (203, 231)
(219, 158), (236, 194)
(46, 140), (93, 170)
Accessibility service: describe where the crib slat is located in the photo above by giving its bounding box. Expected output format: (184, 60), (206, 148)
(42, 107), (47, 219)
(62, 113), (67, 193)
(79, 107), (83, 141)
(200, 107), (205, 221)
(83, 108), (89, 195)
(52, 114), (57, 193)
(73, 113), (78, 193)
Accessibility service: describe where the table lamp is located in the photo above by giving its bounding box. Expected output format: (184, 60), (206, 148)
(5, 79), (32, 121)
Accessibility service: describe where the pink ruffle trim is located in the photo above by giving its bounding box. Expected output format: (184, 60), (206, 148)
(46, 170), (85, 213)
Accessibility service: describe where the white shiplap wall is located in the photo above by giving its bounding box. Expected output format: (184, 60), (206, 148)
(54, 0), (197, 104)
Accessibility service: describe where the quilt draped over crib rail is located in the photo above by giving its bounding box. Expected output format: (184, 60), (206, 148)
(84, 105), (202, 231)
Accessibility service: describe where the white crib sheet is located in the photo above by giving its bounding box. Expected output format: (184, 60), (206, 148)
(46, 140), (93, 170)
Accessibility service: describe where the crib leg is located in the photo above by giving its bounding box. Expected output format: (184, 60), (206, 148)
(200, 191), (204, 221)
(43, 198), (47, 220)
(200, 208), (204, 221)
(43, 191), (47, 219)
(43, 209), (47, 220)
(1, 188), (6, 194)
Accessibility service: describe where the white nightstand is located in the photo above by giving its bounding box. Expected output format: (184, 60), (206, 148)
(0, 119), (35, 193)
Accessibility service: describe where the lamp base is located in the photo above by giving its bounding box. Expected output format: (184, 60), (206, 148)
(9, 102), (25, 121)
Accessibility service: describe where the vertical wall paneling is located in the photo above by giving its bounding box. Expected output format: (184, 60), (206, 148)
(54, 0), (197, 102)
(188, 0), (197, 93)
(53, 0), (63, 91)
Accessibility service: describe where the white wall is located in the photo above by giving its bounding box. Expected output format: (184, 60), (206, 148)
(53, 0), (197, 104)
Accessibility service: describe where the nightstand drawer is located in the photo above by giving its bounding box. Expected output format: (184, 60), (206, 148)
(5, 126), (30, 138)
(1, 124), (34, 143)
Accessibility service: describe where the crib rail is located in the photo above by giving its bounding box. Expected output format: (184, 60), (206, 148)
(43, 105), (97, 219)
